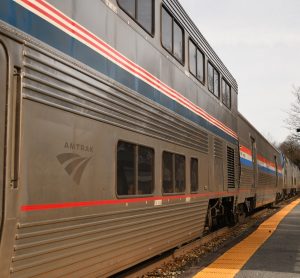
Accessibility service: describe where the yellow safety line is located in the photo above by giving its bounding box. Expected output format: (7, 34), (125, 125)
(193, 199), (300, 278)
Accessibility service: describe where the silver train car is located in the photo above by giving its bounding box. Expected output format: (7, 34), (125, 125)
(0, 0), (298, 277)
(238, 113), (299, 213)
(283, 158), (299, 197)
(238, 113), (283, 214)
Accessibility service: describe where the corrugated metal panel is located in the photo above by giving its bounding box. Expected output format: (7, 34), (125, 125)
(12, 200), (208, 277)
(22, 46), (209, 154)
(258, 172), (276, 187)
(240, 166), (253, 188)
(214, 138), (223, 159)
(227, 146), (235, 188)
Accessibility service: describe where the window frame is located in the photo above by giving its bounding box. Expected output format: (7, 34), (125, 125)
(221, 78), (231, 109)
(207, 61), (220, 98)
(162, 151), (186, 194)
(117, 0), (155, 37)
(188, 39), (205, 85)
(116, 140), (155, 198)
(161, 5), (185, 65)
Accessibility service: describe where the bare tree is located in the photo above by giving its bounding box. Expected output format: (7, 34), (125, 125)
(286, 86), (300, 141)
(279, 135), (300, 168)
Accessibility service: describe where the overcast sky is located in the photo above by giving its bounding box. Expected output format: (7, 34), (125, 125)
(179, 0), (300, 144)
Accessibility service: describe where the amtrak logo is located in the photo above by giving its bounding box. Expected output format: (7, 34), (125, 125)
(57, 153), (92, 184)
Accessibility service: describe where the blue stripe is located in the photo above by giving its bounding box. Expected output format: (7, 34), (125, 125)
(0, 0), (238, 145)
(258, 165), (281, 176)
(241, 158), (282, 177)
(240, 157), (252, 167)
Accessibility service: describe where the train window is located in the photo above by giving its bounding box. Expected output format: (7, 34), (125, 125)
(118, 0), (154, 35)
(189, 40), (204, 83)
(208, 62), (219, 97)
(191, 158), (199, 192)
(138, 146), (154, 194)
(117, 142), (135, 195)
(213, 69), (219, 97)
(173, 21), (184, 62)
(208, 63), (214, 92)
(117, 141), (154, 196)
(119, 0), (135, 18)
(197, 49), (204, 82)
(175, 154), (185, 192)
(162, 7), (172, 52)
(222, 79), (231, 109)
(161, 6), (184, 64)
(162, 151), (185, 193)
(162, 152), (173, 193)
(137, 0), (154, 34)
(189, 41), (197, 76)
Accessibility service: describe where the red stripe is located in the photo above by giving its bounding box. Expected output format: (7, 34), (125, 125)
(240, 145), (252, 156)
(257, 155), (276, 168)
(20, 0), (238, 139)
(21, 190), (250, 212)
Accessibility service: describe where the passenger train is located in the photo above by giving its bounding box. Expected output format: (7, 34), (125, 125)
(0, 0), (298, 277)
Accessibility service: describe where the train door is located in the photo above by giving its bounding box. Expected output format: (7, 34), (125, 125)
(250, 137), (257, 188)
(0, 42), (7, 236)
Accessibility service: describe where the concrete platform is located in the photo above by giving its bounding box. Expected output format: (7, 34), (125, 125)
(192, 199), (300, 278)
(235, 201), (300, 278)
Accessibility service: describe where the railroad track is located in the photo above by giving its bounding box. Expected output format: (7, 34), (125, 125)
(112, 197), (299, 278)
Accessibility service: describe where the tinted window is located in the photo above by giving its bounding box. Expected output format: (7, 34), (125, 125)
(208, 63), (214, 92)
(191, 158), (198, 192)
(208, 62), (219, 97)
(138, 146), (154, 194)
(189, 40), (205, 84)
(118, 0), (135, 18)
(162, 152), (173, 193)
(189, 40), (197, 76)
(175, 154), (185, 192)
(222, 79), (231, 109)
(162, 8), (172, 52)
(117, 142), (135, 195)
(161, 6), (184, 64)
(117, 141), (154, 196)
(173, 21), (183, 62)
(137, 0), (153, 34)
(162, 152), (186, 194)
(214, 69), (219, 97)
(118, 0), (154, 35)
(196, 49), (204, 82)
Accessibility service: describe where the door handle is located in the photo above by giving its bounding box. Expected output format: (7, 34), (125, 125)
(10, 66), (21, 189)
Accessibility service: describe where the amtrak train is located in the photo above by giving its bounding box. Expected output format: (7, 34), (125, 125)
(0, 0), (298, 277)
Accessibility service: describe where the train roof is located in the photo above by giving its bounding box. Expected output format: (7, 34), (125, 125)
(238, 112), (281, 154)
(164, 0), (238, 92)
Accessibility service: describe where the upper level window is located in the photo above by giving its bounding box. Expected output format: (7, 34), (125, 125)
(117, 141), (154, 196)
(118, 0), (154, 35)
(222, 79), (231, 109)
(189, 40), (204, 83)
(208, 62), (219, 98)
(161, 6), (184, 63)
(162, 151), (185, 194)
